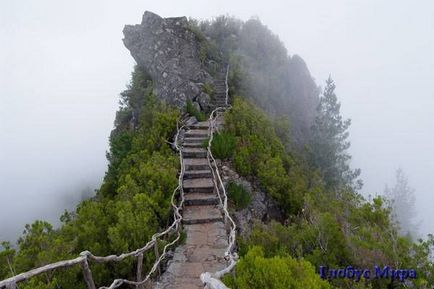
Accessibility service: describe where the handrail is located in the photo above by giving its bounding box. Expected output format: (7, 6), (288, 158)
(200, 107), (238, 289)
(200, 65), (238, 289)
(99, 122), (186, 289)
(0, 122), (187, 289)
(0, 64), (236, 289)
(225, 64), (230, 106)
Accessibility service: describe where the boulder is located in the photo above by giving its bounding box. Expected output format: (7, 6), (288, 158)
(123, 11), (214, 108)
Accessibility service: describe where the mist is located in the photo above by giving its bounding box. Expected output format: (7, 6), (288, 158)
(1, 0), (433, 241)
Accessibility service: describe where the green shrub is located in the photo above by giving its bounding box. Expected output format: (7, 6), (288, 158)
(203, 82), (215, 97)
(227, 181), (251, 209)
(186, 100), (206, 121)
(223, 97), (305, 215)
(211, 132), (236, 159)
(222, 246), (330, 289)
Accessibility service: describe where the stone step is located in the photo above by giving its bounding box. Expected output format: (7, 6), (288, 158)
(184, 137), (208, 144)
(182, 148), (207, 158)
(188, 122), (209, 130)
(184, 193), (219, 206)
(183, 178), (214, 193)
(185, 130), (209, 138)
(183, 142), (205, 148)
(184, 169), (212, 179)
(183, 205), (223, 224)
(184, 158), (209, 171)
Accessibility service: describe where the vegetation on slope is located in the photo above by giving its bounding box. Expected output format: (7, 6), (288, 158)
(1, 14), (434, 289)
(216, 95), (434, 288)
(191, 15), (434, 287)
(196, 16), (319, 144)
(196, 16), (434, 288)
(0, 67), (180, 288)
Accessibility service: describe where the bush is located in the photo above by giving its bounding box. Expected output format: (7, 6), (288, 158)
(227, 182), (251, 209)
(224, 97), (305, 215)
(222, 246), (330, 289)
(211, 132), (236, 159)
(203, 82), (215, 97)
(186, 100), (206, 121)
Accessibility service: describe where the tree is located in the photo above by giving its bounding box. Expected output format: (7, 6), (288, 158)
(0, 241), (16, 279)
(310, 76), (362, 191)
(384, 168), (418, 237)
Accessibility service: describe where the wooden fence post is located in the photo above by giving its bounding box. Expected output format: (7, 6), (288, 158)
(136, 253), (144, 289)
(6, 282), (16, 289)
(80, 258), (96, 289)
(154, 241), (161, 276)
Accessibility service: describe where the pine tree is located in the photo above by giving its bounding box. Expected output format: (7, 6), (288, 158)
(310, 76), (362, 191)
(384, 168), (418, 237)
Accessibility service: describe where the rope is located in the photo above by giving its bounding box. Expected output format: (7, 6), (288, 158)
(200, 65), (238, 289)
(0, 64), (236, 289)
(99, 122), (186, 289)
(0, 122), (187, 289)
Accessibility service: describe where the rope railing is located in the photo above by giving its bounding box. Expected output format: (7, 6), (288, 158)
(200, 106), (238, 289)
(0, 122), (187, 289)
(200, 65), (238, 289)
(0, 64), (236, 289)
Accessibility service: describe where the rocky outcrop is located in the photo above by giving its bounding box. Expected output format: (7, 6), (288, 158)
(123, 11), (214, 109)
(218, 160), (282, 238)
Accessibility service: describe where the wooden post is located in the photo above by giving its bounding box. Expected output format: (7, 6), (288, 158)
(6, 282), (17, 289)
(154, 241), (161, 276)
(136, 253), (144, 289)
(80, 258), (96, 289)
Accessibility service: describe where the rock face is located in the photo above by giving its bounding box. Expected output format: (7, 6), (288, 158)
(218, 160), (282, 237)
(123, 11), (213, 108)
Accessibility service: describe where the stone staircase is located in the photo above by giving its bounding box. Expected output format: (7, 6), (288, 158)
(156, 121), (228, 289)
(210, 70), (229, 108)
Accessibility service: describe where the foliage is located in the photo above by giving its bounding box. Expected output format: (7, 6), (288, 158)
(198, 16), (319, 144)
(227, 182), (251, 209)
(223, 246), (330, 289)
(186, 100), (206, 121)
(309, 76), (362, 191)
(211, 132), (236, 159)
(218, 96), (434, 288)
(188, 19), (222, 73)
(224, 97), (306, 215)
(0, 242), (16, 280)
(202, 82), (215, 97)
(1, 66), (180, 288)
(4, 15), (434, 289)
(384, 168), (418, 237)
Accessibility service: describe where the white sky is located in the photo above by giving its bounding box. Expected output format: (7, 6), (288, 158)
(1, 0), (433, 241)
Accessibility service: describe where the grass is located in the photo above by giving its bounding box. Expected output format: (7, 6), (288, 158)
(227, 181), (251, 209)
(203, 82), (215, 98)
(186, 100), (206, 121)
(211, 132), (236, 159)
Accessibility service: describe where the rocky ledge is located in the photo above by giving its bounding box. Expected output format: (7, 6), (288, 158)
(123, 11), (214, 110)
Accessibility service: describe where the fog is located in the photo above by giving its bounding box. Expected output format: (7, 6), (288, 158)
(1, 0), (433, 241)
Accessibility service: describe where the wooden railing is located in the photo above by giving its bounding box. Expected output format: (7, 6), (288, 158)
(0, 122), (187, 289)
(200, 65), (238, 289)
(0, 64), (237, 289)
